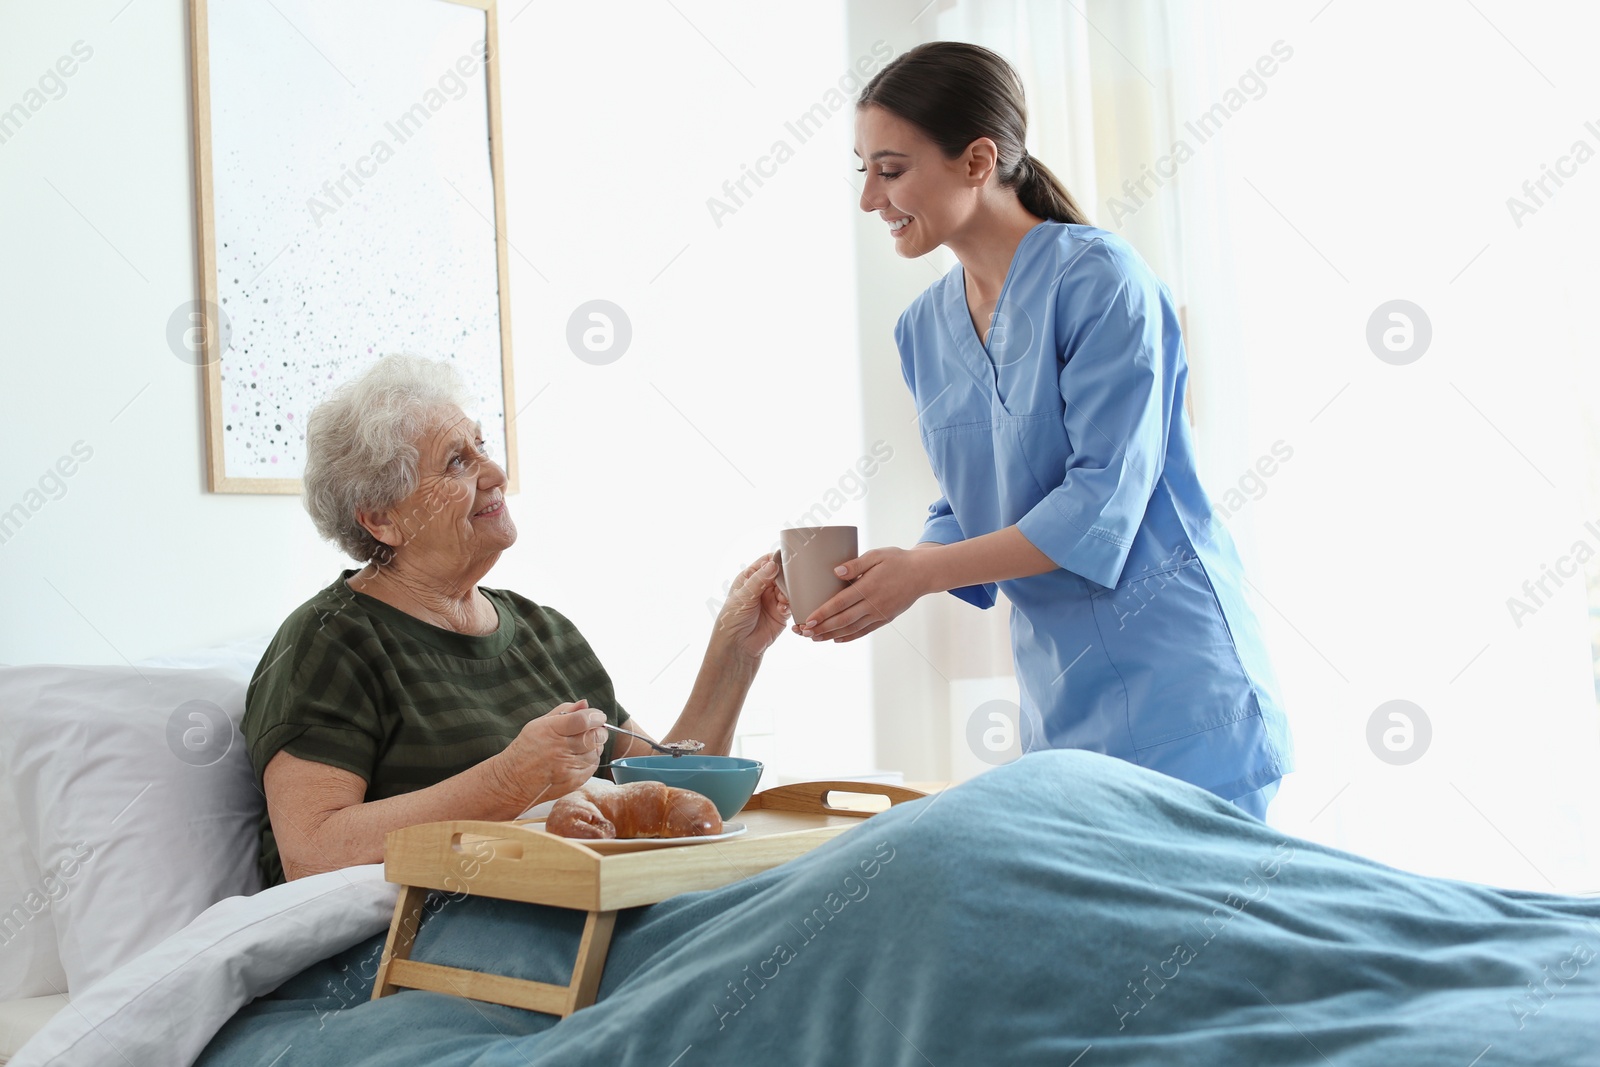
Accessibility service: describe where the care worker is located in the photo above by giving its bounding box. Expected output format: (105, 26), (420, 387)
(800, 42), (1292, 817)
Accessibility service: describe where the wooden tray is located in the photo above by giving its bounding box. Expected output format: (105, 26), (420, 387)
(371, 780), (925, 1017)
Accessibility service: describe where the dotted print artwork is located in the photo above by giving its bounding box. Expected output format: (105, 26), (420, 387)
(206, 0), (509, 482)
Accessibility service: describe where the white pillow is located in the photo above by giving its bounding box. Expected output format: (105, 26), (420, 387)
(9, 865), (397, 1067)
(135, 635), (271, 675)
(0, 768), (68, 1002)
(0, 664), (264, 995)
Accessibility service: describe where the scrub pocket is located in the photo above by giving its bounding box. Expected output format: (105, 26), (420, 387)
(1090, 558), (1260, 751)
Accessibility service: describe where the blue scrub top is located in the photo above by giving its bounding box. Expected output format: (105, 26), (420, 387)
(896, 221), (1292, 801)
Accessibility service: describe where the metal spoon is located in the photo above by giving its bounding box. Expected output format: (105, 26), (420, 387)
(604, 722), (705, 757)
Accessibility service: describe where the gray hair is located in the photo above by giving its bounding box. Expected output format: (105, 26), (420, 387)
(302, 354), (472, 563)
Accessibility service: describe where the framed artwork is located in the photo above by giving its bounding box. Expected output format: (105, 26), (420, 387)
(186, 0), (516, 493)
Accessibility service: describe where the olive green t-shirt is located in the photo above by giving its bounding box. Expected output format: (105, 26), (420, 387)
(243, 570), (631, 886)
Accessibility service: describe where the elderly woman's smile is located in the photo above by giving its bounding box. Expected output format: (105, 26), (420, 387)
(355, 407), (519, 588)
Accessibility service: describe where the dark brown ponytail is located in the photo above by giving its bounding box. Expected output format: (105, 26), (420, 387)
(858, 42), (1089, 226)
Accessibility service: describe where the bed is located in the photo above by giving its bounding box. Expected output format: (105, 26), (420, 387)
(3, 650), (1598, 1066)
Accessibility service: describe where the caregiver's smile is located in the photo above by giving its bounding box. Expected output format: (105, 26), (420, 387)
(854, 103), (975, 260)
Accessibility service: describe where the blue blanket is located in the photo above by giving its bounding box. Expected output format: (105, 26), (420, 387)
(199, 752), (1600, 1065)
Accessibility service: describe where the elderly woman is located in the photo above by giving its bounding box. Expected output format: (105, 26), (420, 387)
(243, 355), (787, 885)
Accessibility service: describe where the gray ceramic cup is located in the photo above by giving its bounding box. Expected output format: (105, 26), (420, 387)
(776, 526), (859, 625)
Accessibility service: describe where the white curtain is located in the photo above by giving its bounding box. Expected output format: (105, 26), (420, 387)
(931, 0), (1600, 891)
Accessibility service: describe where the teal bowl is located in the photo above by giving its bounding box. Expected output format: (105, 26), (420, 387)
(610, 755), (764, 820)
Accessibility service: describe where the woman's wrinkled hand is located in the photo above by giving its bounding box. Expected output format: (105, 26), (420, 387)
(797, 546), (929, 643)
(714, 551), (789, 661)
(493, 699), (608, 808)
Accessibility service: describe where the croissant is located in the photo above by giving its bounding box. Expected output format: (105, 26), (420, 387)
(546, 779), (723, 840)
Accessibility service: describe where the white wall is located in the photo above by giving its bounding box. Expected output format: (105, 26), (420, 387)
(0, 1), (879, 782)
(489, 0), (874, 780)
(0, 3), (351, 664)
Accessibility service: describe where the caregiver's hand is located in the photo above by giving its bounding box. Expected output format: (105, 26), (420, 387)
(798, 547), (929, 643)
(714, 551), (790, 660)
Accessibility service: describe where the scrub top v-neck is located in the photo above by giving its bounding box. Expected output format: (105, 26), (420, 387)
(895, 220), (1292, 802)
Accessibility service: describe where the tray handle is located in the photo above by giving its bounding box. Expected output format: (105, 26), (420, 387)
(383, 819), (603, 892)
(743, 780), (928, 817)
